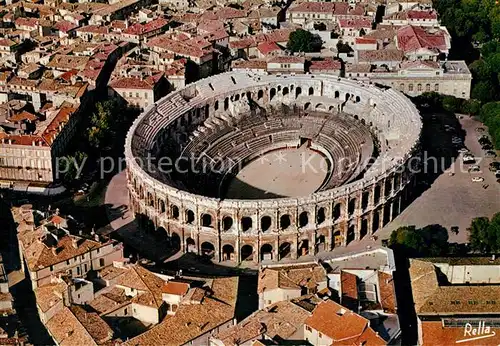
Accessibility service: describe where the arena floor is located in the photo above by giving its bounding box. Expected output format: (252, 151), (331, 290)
(224, 146), (328, 199)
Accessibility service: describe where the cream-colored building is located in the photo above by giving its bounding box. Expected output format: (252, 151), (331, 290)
(13, 206), (125, 289)
(347, 60), (472, 99)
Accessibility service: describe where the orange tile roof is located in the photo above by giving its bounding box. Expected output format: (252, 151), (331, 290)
(420, 321), (500, 346)
(163, 281), (189, 296)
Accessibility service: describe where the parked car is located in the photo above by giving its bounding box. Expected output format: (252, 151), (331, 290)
(485, 151), (497, 158)
(469, 165), (481, 173)
(472, 176), (485, 182)
(489, 162), (500, 171)
(476, 127), (485, 132)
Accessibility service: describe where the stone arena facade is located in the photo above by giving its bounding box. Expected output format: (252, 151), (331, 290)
(124, 72), (422, 264)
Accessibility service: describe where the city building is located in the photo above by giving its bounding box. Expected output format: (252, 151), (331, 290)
(410, 257), (500, 345)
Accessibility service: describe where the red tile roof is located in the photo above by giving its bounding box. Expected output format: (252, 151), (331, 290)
(338, 18), (372, 29)
(407, 10), (438, 20)
(53, 20), (78, 33)
(163, 281), (189, 296)
(309, 59), (342, 71)
(355, 37), (377, 44)
(421, 321), (500, 346)
(257, 41), (281, 55)
(397, 25), (447, 53)
(123, 18), (169, 36)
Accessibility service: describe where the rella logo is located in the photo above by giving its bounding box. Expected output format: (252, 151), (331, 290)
(456, 322), (496, 343)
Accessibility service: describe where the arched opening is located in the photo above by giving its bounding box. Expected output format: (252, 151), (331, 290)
(299, 211), (309, 228)
(222, 244), (234, 261)
(392, 199), (399, 218)
(361, 119), (366, 125)
(280, 214), (291, 230)
(204, 104), (209, 117)
(348, 199), (356, 217)
(241, 245), (253, 261)
(186, 237), (196, 252)
(361, 219), (368, 239)
(299, 239), (309, 256)
(295, 87), (302, 98)
(224, 97), (229, 110)
(333, 230), (342, 248)
(222, 216), (233, 231)
(214, 100), (219, 111)
(241, 217), (252, 232)
(315, 103), (324, 110)
(317, 207), (326, 224)
(355, 95), (360, 103)
(261, 216), (272, 232)
(334, 90), (340, 98)
(171, 232), (181, 251)
(383, 204), (391, 225)
(317, 234), (326, 252)
(304, 102), (311, 110)
(257, 90), (263, 100)
(283, 86), (289, 95)
(186, 210), (195, 224)
(345, 93), (350, 101)
(374, 185), (381, 205)
(384, 179), (392, 197)
(270, 88), (276, 100)
(347, 225), (355, 245)
(279, 242), (291, 259)
(372, 211), (380, 233)
(354, 114), (359, 120)
(308, 87), (314, 95)
(362, 191), (369, 210)
(171, 205), (180, 220)
(201, 242), (215, 258)
(148, 193), (154, 207)
(201, 213), (213, 228)
(159, 200), (165, 213)
(333, 203), (342, 221)
(234, 94), (240, 101)
(261, 244), (273, 261)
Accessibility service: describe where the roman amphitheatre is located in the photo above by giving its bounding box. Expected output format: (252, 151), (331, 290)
(124, 72), (422, 263)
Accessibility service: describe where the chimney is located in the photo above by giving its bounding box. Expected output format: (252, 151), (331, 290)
(72, 238), (78, 249)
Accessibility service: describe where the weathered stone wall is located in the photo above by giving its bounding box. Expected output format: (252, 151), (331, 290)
(124, 72), (422, 264)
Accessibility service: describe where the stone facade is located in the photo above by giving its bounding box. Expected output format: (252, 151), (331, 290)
(125, 72), (422, 264)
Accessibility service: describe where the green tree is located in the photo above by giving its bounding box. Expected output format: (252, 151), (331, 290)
(442, 95), (462, 113)
(461, 98), (481, 115)
(468, 214), (500, 252)
(469, 59), (491, 81)
(389, 224), (449, 257)
(287, 29), (315, 53)
(471, 80), (496, 102)
(58, 151), (88, 184)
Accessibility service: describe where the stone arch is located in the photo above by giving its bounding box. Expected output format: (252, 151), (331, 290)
(261, 216), (272, 232)
(345, 93), (350, 101)
(186, 237), (196, 252)
(317, 207), (326, 224)
(201, 241), (215, 258)
(355, 95), (360, 103)
(241, 245), (253, 261)
(261, 244), (273, 261)
(214, 100), (219, 111)
(384, 179), (392, 197)
(361, 118), (366, 125)
(372, 211), (380, 233)
(283, 86), (289, 95)
(201, 213), (213, 228)
(315, 103), (324, 110)
(334, 90), (340, 98)
(295, 86), (302, 98)
(374, 185), (381, 205)
(348, 198), (356, 217)
(204, 104), (209, 117)
(222, 244), (234, 261)
(304, 102), (311, 110)
(308, 87), (314, 95)
(257, 89), (264, 100)
(186, 209), (195, 224)
(147, 192), (154, 207)
(347, 225), (355, 245)
(299, 211), (309, 228)
(299, 239), (309, 256)
(234, 94), (240, 101)
(270, 87), (276, 101)
(170, 232), (181, 251)
(333, 203), (342, 221)
(171, 204), (180, 220)
(317, 234), (326, 252)
(241, 216), (253, 232)
(279, 242), (291, 259)
(354, 114), (359, 120)
(224, 97), (229, 110)
(362, 191), (369, 210)
(280, 214), (291, 230)
(222, 216), (233, 231)
(361, 218), (368, 239)
(158, 200), (166, 213)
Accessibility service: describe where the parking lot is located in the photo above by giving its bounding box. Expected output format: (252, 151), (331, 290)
(383, 115), (500, 244)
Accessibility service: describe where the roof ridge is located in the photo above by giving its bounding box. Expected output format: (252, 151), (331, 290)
(133, 265), (162, 308)
(67, 307), (99, 346)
